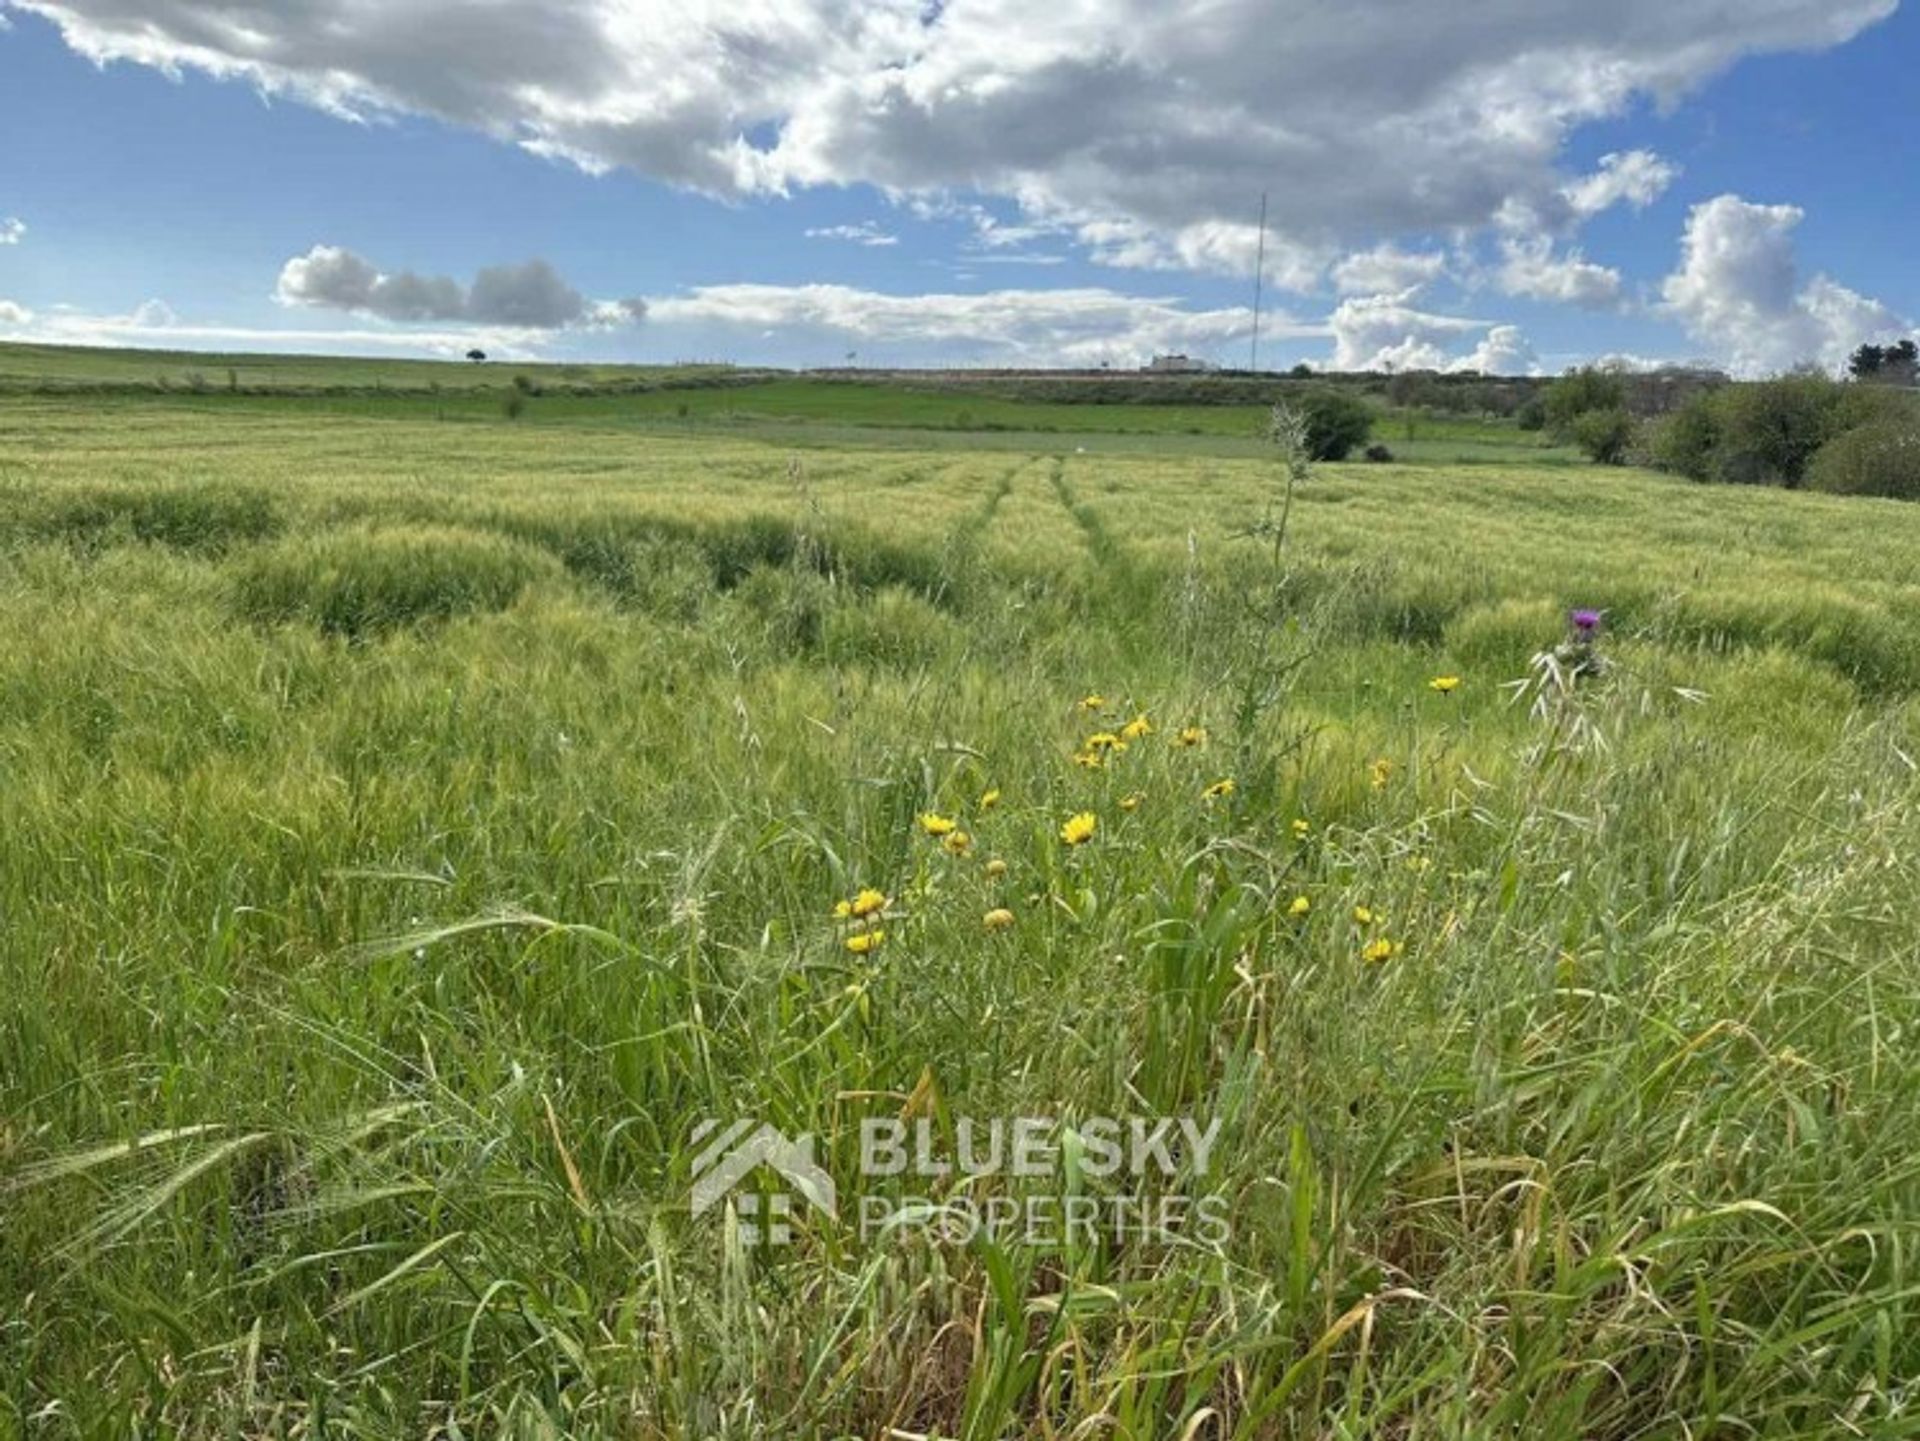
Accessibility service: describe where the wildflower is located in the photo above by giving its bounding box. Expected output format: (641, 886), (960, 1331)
(1084, 732), (1127, 754)
(1352, 906), (1376, 926)
(846, 929), (886, 955)
(942, 830), (973, 857)
(1428, 675), (1461, 694)
(919, 812), (958, 837)
(1174, 726), (1207, 748)
(1287, 895), (1311, 918)
(979, 787), (1001, 811)
(1369, 758), (1393, 791)
(1119, 792), (1143, 812)
(1203, 778), (1235, 799)
(1570, 608), (1602, 635)
(984, 858), (1008, 879)
(850, 888), (887, 919)
(1080, 693), (1107, 711)
(984, 907), (1016, 932)
(1361, 937), (1402, 964)
(1290, 818), (1311, 840)
(1073, 749), (1104, 770)
(1121, 714), (1153, 741)
(1060, 812), (1097, 846)
(832, 899), (852, 918)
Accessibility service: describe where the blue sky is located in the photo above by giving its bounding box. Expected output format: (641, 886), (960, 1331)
(0, 0), (1914, 373)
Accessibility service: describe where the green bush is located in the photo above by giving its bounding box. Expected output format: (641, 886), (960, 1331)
(1543, 366), (1627, 435)
(1297, 387), (1374, 460)
(1806, 420), (1920, 500)
(1647, 401), (1719, 480)
(1570, 407), (1635, 465)
(1649, 374), (1909, 487)
(233, 525), (558, 637)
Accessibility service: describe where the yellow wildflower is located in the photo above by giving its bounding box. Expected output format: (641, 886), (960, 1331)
(1287, 895), (1311, 917)
(1352, 906), (1376, 926)
(984, 858), (1008, 880)
(1369, 758), (1393, 791)
(850, 888), (887, 919)
(1060, 812), (1097, 846)
(983, 907), (1016, 932)
(1119, 792), (1143, 812)
(942, 830), (973, 856)
(1428, 675), (1461, 694)
(979, 787), (1001, 810)
(1203, 778), (1235, 799)
(832, 899), (853, 918)
(1174, 726), (1207, 748)
(1073, 750), (1105, 770)
(919, 812), (958, 836)
(1121, 715), (1153, 741)
(1361, 937), (1401, 964)
(1290, 818), (1311, 839)
(1084, 732), (1126, 753)
(846, 929), (886, 955)
(1079, 693), (1107, 711)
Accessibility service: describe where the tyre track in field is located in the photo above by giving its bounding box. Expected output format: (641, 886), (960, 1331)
(1047, 455), (1127, 571)
(932, 456), (1032, 606)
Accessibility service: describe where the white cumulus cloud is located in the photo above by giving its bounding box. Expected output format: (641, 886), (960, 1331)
(644, 282), (1319, 367)
(1331, 245), (1450, 298)
(12, 0), (1893, 282)
(0, 217), (24, 245)
(1495, 236), (1623, 308)
(1564, 150), (1679, 217)
(275, 245), (641, 329)
(1451, 324), (1539, 375)
(1660, 194), (1906, 375)
(1327, 294), (1492, 372)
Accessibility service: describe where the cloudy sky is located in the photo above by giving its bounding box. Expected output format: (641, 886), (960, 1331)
(0, 0), (1914, 373)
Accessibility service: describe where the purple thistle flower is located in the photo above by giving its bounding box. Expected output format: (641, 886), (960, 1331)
(1570, 608), (1602, 634)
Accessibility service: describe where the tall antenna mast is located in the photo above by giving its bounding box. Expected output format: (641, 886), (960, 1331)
(1249, 190), (1268, 373)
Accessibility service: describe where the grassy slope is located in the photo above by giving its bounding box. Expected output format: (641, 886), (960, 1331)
(0, 339), (743, 393)
(1, 339), (1578, 464)
(2, 394), (1918, 1434)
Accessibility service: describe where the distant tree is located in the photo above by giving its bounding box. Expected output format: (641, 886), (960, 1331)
(1888, 339), (1919, 386)
(466, 348), (487, 363)
(1850, 343), (1887, 379)
(1288, 362), (1314, 379)
(1850, 338), (1917, 385)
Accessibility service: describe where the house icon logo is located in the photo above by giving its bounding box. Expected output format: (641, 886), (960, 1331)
(689, 1119), (837, 1244)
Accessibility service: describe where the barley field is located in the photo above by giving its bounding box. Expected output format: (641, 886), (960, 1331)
(5, 387), (1920, 1437)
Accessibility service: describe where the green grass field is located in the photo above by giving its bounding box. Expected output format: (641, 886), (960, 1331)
(4, 374), (1920, 1436)
(0, 340), (747, 394)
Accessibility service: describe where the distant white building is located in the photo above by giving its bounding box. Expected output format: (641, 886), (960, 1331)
(1145, 353), (1216, 373)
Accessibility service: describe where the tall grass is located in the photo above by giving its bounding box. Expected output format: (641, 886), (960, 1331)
(2, 397), (1919, 1435)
